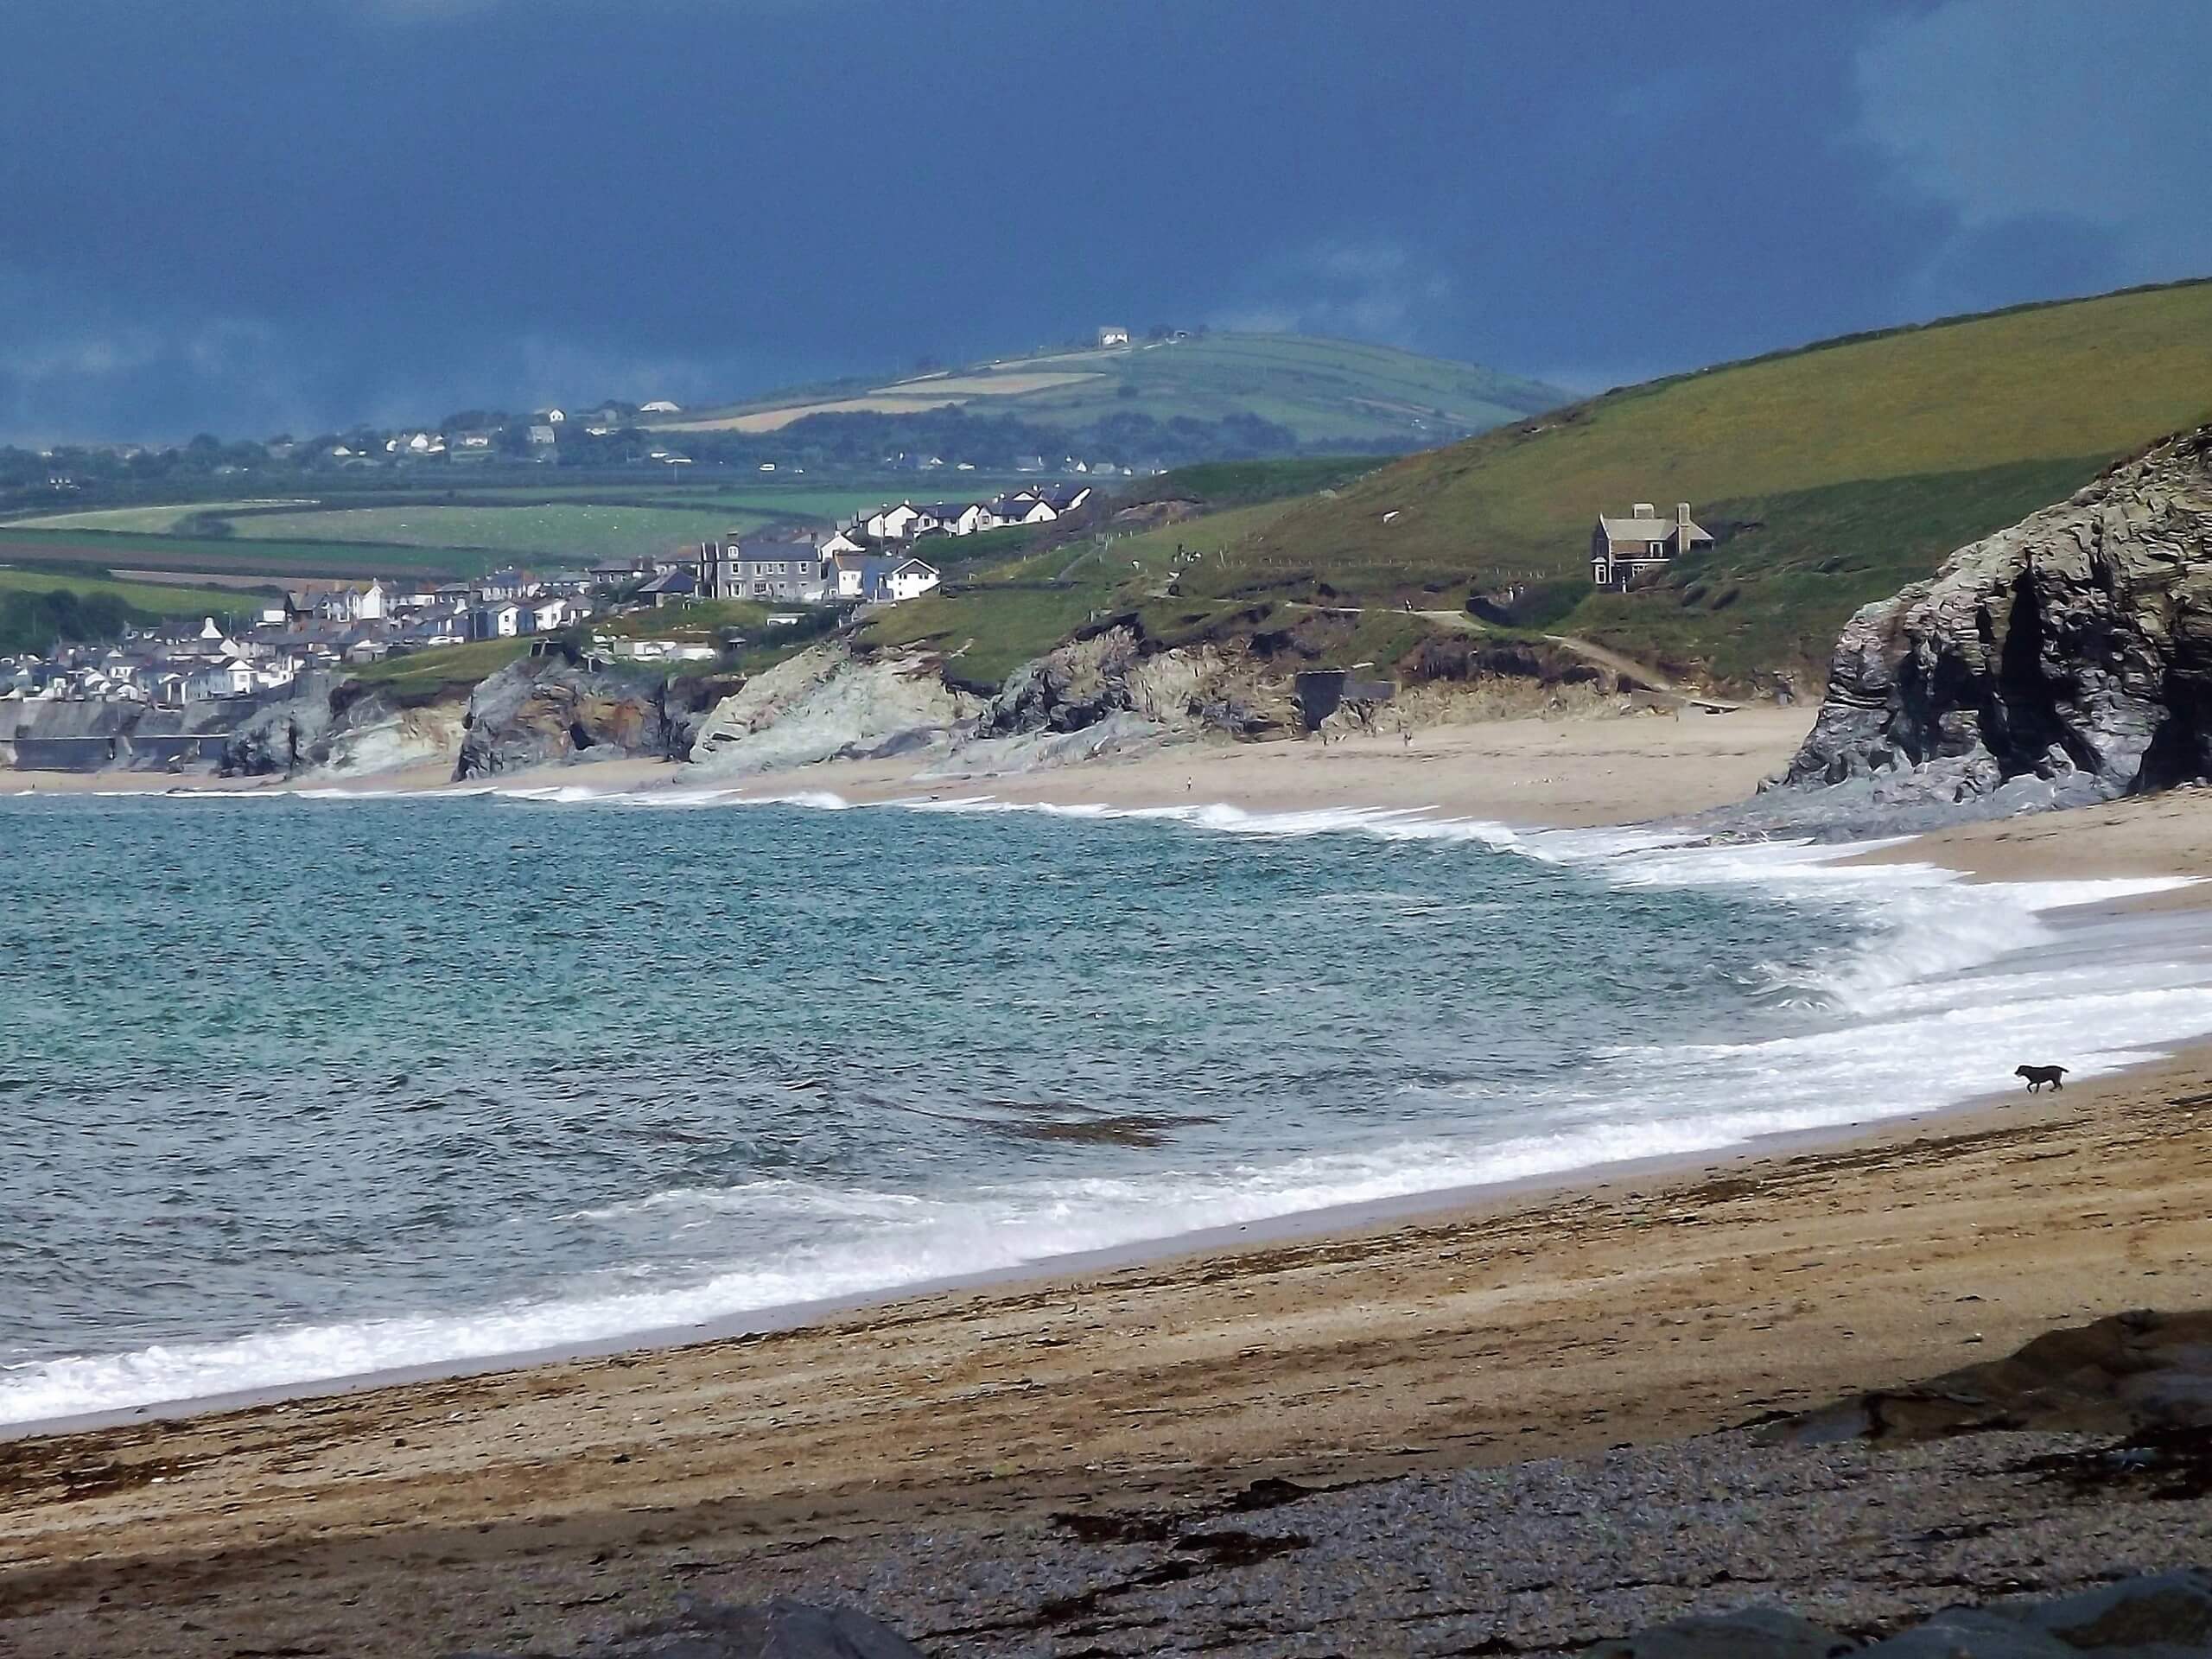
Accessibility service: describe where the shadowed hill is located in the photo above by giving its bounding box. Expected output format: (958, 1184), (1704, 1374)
(652, 333), (1568, 454)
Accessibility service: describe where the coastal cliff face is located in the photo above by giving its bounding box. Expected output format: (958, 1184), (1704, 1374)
(982, 626), (1290, 739)
(687, 643), (984, 775)
(225, 677), (463, 778)
(455, 659), (680, 779)
(1778, 426), (2212, 812)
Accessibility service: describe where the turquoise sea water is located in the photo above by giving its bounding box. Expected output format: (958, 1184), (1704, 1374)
(2, 788), (2207, 1423)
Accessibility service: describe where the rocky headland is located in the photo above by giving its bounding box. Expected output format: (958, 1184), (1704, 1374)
(1720, 425), (2212, 839)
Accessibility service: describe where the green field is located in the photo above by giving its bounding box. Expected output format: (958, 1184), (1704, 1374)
(0, 566), (262, 615)
(665, 333), (1569, 450)
(1186, 280), (2212, 683)
(224, 503), (766, 562)
(0, 525), (486, 580)
(0, 485), (918, 583)
(6, 499), (318, 532)
(343, 638), (532, 703)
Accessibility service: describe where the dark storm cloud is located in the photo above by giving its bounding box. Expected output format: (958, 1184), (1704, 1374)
(1, 0), (2204, 442)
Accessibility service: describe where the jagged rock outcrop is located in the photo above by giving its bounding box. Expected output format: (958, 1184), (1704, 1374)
(687, 642), (983, 775)
(982, 626), (1285, 739)
(455, 658), (681, 779)
(224, 676), (464, 778)
(1777, 426), (2212, 812)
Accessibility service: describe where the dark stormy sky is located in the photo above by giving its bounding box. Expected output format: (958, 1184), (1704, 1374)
(2, 0), (2207, 443)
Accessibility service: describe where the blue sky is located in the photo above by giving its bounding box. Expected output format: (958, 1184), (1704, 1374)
(2, 0), (2208, 443)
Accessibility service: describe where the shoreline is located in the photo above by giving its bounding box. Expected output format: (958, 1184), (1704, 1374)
(0, 1071), (2094, 1445)
(10, 706), (2212, 1654)
(8, 1035), (2212, 1656)
(6, 728), (2211, 1435)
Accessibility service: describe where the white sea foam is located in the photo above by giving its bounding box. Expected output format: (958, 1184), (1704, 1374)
(6, 793), (2209, 1427)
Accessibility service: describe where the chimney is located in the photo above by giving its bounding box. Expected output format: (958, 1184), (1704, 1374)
(1677, 502), (1691, 526)
(1633, 502), (1655, 518)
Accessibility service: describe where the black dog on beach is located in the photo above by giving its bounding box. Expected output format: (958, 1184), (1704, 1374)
(2016, 1064), (2069, 1092)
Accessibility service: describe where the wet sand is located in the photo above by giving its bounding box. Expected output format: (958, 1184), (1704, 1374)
(4, 1048), (2210, 1655)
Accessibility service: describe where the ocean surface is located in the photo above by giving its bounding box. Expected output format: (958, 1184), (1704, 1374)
(3, 785), (2209, 1427)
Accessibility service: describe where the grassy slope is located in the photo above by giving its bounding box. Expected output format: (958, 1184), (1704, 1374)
(344, 638), (531, 703)
(0, 526), (486, 580)
(225, 504), (765, 561)
(668, 334), (1569, 448)
(0, 567), (261, 615)
(1197, 281), (2212, 682)
(862, 497), (1339, 690)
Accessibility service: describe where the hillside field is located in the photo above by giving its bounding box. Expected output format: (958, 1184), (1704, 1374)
(223, 504), (769, 562)
(0, 484), (912, 582)
(657, 334), (1568, 451)
(0, 566), (258, 616)
(1186, 281), (2212, 683)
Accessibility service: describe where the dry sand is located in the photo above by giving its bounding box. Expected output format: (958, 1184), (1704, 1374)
(8, 706), (2212, 1653)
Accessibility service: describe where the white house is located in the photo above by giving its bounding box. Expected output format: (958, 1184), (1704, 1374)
(864, 502), (924, 541)
(884, 557), (941, 603)
(990, 494), (1058, 526)
(527, 594), (571, 632)
(473, 600), (524, 639)
(931, 502), (996, 537)
(817, 528), (866, 558)
(828, 553), (880, 601)
(527, 423), (557, 446)
(1097, 326), (1131, 347)
(639, 399), (683, 414)
(184, 659), (257, 702)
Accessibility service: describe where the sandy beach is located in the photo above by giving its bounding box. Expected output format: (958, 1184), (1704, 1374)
(2, 702), (1818, 828)
(6, 708), (2212, 1654)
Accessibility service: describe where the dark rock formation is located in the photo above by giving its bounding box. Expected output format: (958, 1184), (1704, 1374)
(981, 625), (1281, 739)
(1777, 426), (2212, 813)
(1770, 1308), (2212, 1445)
(456, 658), (682, 779)
(221, 672), (346, 774)
(1587, 1570), (2212, 1656)
(1583, 1606), (1855, 1656)
(454, 1597), (924, 1658)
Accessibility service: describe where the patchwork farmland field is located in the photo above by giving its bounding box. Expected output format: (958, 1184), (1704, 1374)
(222, 504), (772, 561)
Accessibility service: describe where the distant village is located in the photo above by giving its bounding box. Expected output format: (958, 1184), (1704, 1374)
(1, 482), (1096, 706)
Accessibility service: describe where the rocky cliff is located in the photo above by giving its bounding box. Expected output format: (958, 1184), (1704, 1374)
(687, 643), (985, 775)
(1777, 426), (2212, 817)
(980, 625), (1289, 739)
(223, 677), (464, 778)
(455, 658), (682, 778)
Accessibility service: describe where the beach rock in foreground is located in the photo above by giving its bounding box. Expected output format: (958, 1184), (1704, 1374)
(455, 1596), (923, 1657)
(1775, 424), (2212, 814)
(456, 658), (681, 778)
(1582, 1605), (1854, 1655)
(1589, 1569), (2212, 1656)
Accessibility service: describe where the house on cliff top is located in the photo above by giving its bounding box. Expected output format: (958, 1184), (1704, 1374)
(1591, 501), (1713, 587)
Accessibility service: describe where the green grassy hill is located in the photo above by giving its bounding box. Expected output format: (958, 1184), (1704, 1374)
(1183, 280), (2212, 684)
(656, 334), (1568, 451)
